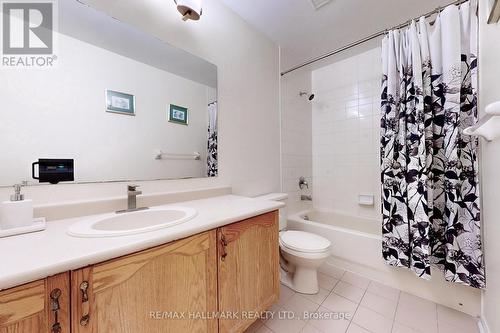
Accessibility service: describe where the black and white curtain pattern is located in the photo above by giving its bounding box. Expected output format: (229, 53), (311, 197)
(380, 0), (484, 288)
(207, 101), (218, 177)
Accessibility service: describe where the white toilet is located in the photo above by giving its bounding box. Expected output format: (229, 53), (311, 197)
(256, 193), (331, 295)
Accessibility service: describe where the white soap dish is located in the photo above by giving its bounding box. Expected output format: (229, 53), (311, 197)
(359, 194), (374, 206)
(0, 217), (46, 238)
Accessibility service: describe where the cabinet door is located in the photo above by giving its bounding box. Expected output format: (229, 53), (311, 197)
(0, 272), (70, 333)
(71, 231), (218, 333)
(218, 211), (280, 333)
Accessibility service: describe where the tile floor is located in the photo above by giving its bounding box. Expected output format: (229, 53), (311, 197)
(245, 268), (479, 333)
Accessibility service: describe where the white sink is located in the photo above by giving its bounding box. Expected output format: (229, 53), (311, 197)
(67, 206), (197, 237)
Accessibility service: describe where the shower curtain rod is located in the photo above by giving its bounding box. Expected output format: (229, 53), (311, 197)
(281, 0), (469, 76)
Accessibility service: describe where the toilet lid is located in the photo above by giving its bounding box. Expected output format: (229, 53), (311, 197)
(280, 230), (331, 253)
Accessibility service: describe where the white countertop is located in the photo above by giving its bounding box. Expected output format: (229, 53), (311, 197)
(0, 195), (283, 290)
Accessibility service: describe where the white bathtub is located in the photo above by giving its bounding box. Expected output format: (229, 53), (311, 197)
(287, 210), (482, 317)
(287, 210), (384, 271)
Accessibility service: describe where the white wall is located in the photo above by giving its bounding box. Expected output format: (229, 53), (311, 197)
(0, 32), (211, 185)
(478, 0), (500, 331)
(0, 0), (280, 204)
(280, 68), (313, 214)
(312, 48), (381, 218)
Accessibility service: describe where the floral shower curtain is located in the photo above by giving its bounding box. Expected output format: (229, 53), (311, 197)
(380, 0), (484, 288)
(207, 101), (218, 177)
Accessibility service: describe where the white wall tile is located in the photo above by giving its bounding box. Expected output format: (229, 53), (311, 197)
(311, 48), (381, 218)
(280, 68), (313, 214)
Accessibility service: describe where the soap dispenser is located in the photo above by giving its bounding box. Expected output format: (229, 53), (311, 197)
(0, 184), (33, 229)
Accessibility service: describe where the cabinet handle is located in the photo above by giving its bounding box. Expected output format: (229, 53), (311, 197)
(51, 322), (62, 333)
(50, 288), (62, 333)
(220, 234), (228, 261)
(80, 314), (90, 326)
(80, 281), (89, 302)
(50, 288), (61, 311)
(79, 281), (90, 326)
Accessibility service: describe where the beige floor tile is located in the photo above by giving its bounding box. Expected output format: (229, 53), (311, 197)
(360, 292), (397, 319)
(301, 324), (323, 333)
(394, 293), (437, 333)
(268, 301), (282, 313)
(367, 281), (400, 302)
(308, 306), (351, 333)
(333, 281), (366, 303)
(392, 322), (419, 333)
(274, 273), (474, 333)
(347, 323), (372, 333)
(318, 272), (340, 290)
(277, 284), (296, 307)
(282, 293), (321, 320)
(322, 293), (358, 319)
(319, 264), (346, 280)
(301, 288), (331, 305)
(353, 306), (393, 333)
(256, 325), (274, 333)
(265, 314), (306, 333)
(245, 319), (264, 333)
(341, 272), (371, 290)
(436, 305), (478, 333)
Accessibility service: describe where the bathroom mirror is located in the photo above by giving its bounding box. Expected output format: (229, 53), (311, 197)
(0, 0), (218, 187)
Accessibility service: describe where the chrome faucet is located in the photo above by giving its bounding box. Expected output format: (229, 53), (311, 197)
(299, 176), (309, 190)
(127, 185), (142, 210)
(116, 185), (148, 214)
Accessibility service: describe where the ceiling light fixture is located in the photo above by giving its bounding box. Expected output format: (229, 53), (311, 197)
(174, 0), (202, 21)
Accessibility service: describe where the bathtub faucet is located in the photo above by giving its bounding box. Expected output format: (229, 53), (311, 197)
(301, 194), (312, 201)
(299, 177), (309, 189)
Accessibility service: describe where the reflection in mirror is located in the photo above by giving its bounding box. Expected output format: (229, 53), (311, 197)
(0, 0), (218, 187)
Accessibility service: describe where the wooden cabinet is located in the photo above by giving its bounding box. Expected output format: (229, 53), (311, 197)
(71, 230), (218, 333)
(0, 210), (280, 333)
(0, 272), (70, 333)
(217, 211), (280, 333)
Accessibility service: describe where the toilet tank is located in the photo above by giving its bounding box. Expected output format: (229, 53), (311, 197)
(254, 193), (288, 230)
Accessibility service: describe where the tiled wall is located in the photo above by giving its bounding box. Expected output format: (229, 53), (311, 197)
(311, 48), (381, 218)
(281, 68), (313, 214)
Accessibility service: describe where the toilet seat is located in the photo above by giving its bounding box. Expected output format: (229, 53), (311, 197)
(280, 230), (330, 254)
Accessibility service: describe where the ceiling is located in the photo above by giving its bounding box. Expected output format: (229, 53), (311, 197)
(219, 0), (453, 71)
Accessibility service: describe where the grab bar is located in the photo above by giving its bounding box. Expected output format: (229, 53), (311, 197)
(154, 150), (201, 160)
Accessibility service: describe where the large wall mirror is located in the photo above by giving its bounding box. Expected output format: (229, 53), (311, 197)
(0, 0), (218, 187)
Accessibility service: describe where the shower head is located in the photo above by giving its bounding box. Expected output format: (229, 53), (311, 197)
(299, 92), (315, 101)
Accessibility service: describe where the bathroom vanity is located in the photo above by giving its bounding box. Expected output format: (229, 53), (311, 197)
(0, 195), (281, 333)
